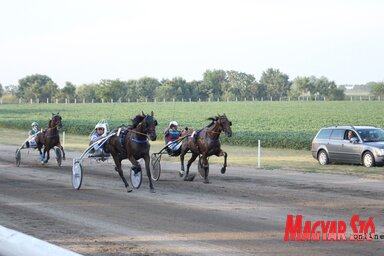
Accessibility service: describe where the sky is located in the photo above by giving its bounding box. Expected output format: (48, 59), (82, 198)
(1, 0), (383, 87)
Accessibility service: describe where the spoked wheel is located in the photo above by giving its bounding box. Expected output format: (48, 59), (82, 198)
(55, 147), (62, 167)
(15, 149), (21, 167)
(151, 153), (161, 181)
(197, 156), (209, 178)
(72, 159), (83, 190)
(130, 169), (142, 189)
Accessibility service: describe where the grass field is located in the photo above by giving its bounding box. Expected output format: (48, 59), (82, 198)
(1, 101), (384, 149)
(3, 127), (384, 178)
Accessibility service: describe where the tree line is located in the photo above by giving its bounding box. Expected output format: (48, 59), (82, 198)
(1, 68), (384, 103)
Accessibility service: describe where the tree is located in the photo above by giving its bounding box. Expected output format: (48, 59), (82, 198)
(290, 76), (314, 97)
(187, 80), (203, 101)
(155, 77), (190, 101)
(259, 68), (291, 99)
(0, 83), (3, 98)
(136, 77), (160, 101)
(201, 69), (227, 100)
(125, 80), (139, 102)
(17, 74), (58, 101)
(42, 80), (59, 102)
(76, 83), (97, 102)
(95, 79), (127, 102)
(328, 87), (345, 100)
(224, 70), (266, 100)
(60, 82), (77, 101)
(371, 82), (384, 97)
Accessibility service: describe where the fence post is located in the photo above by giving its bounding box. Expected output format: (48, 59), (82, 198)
(257, 140), (261, 168)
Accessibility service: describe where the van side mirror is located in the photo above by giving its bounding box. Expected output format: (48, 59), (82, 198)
(350, 137), (359, 144)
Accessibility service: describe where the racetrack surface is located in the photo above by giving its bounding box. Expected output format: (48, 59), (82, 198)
(1, 144), (383, 255)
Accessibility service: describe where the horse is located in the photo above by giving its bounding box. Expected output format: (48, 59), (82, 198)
(180, 114), (232, 184)
(105, 111), (158, 193)
(35, 112), (66, 164)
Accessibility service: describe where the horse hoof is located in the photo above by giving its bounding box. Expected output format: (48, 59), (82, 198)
(184, 174), (195, 182)
(221, 167), (226, 174)
(41, 161), (45, 164)
(179, 170), (184, 177)
(150, 188), (156, 193)
(204, 179), (211, 184)
(127, 187), (133, 193)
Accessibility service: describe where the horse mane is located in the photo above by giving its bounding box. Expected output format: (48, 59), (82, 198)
(129, 114), (145, 129)
(206, 117), (217, 128)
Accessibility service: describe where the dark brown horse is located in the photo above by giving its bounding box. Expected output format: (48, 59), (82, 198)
(180, 114), (232, 183)
(35, 112), (66, 164)
(105, 111), (158, 193)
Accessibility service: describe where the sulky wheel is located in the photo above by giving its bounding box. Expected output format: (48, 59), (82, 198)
(151, 153), (161, 181)
(130, 168), (142, 189)
(72, 160), (83, 190)
(15, 149), (21, 167)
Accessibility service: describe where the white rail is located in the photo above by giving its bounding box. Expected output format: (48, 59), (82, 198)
(0, 225), (82, 256)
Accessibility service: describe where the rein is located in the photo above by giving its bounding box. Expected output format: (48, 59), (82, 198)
(207, 130), (222, 135)
(206, 121), (223, 139)
(127, 128), (149, 144)
(128, 129), (148, 137)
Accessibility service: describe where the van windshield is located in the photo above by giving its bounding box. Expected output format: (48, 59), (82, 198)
(357, 128), (384, 142)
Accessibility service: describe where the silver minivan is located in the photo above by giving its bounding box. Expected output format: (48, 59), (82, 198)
(311, 126), (384, 167)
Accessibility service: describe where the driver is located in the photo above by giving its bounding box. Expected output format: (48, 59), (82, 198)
(90, 123), (107, 157)
(164, 121), (182, 155)
(25, 121), (40, 148)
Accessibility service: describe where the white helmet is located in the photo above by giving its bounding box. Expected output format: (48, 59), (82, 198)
(169, 121), (178, 126)
(94, 123), (105, 130)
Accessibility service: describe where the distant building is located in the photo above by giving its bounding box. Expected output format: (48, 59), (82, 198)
(339, 84), (354, 90)
(345, 85), (354, 90)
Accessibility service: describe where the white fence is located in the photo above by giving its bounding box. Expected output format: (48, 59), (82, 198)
(0, 225), (82, 256)
(1, 95), (382, 104)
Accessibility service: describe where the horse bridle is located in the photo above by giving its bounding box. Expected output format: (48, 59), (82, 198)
(128, 115), (155, 138)
(50, 115), (61, 129)
(208, 117), (228, 135)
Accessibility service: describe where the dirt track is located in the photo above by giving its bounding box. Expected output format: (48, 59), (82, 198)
(1, 144), (384, 255)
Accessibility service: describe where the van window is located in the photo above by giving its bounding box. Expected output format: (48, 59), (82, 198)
(330, 129), (345, 140)
(316, 129), (332, 139)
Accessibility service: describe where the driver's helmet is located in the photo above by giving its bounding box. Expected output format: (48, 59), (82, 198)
(31, 121), (39, 127)
(169, 121), (178, 127)
(94, 123), (105, 130)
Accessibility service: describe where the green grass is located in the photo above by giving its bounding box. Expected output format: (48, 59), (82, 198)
(3, 127), (383, 179)
(1, 101), (384, 150)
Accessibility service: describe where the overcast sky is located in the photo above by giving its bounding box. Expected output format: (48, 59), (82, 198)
(1, 0), (383, 87)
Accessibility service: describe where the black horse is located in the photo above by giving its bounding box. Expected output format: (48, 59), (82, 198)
(180, 114), (232, 183)
(35, 112), (66, 164)
(105, 111), (158, 193)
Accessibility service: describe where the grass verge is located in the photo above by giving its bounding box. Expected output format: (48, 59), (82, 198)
(2, 128), (383, 179)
